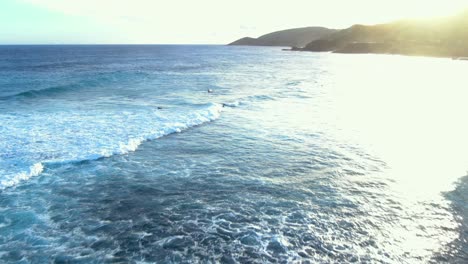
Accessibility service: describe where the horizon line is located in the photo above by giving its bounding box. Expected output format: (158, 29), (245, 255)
(0, 43), (228, 46)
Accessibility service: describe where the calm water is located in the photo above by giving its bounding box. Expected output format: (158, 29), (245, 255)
(0, 45), (467, 263)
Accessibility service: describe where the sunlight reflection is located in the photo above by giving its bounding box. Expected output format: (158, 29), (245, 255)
(322, 54), (468, 199)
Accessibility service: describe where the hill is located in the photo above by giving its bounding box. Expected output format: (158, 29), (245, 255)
(297, 10), (468, 58)
(228, 27), (337, 48)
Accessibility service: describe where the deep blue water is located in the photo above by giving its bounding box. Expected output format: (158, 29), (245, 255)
(0, 45), (467, 263)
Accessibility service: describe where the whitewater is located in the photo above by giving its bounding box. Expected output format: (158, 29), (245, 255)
(0, 101), (223, 189)
(0, 45), (467, 263)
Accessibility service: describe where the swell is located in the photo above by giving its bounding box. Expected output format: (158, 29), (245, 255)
(0, 103), (224, 190)
(0, 83), (82, 100)
(0, 71), (150, 100)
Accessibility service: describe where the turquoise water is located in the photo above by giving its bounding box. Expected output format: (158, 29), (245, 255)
(0, 45), (467, 263)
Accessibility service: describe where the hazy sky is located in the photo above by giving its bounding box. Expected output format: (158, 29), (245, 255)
(1, 0), (467, 44)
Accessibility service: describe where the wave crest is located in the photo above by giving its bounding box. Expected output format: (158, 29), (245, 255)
(0, 103), (223, 190)
(0, 163), (44, 189)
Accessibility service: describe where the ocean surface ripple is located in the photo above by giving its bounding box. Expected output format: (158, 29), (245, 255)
(0, 45), (467, 263)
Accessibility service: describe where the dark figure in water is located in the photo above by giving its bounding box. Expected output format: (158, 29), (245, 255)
(207, 89), (213, 93)
(157, 107), (163, 110)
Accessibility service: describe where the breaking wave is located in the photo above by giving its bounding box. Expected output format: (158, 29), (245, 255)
(0, 103), (223, 190)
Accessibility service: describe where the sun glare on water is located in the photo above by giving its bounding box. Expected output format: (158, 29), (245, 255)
(326, 54), (468, 198)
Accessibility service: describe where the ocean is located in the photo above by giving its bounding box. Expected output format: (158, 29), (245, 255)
(0, 45), (467, 263)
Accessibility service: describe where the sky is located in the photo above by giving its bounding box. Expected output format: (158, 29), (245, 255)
(1, 0), (467, 44)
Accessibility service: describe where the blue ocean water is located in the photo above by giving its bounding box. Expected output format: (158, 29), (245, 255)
(0, 45), (467, 263)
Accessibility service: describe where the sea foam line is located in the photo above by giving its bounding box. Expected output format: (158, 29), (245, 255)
(115, 102), (223, 155)
(0, 163), (44, 189)
(0, 103), (223, 190)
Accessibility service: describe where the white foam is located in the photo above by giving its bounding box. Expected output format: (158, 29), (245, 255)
(0, 163), (44, 189)
(118, 138), (143, 154)
(0, 103), (223, 189)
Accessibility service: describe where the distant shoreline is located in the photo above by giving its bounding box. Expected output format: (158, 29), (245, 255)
(287, 46), (468, 60)
(230, 9), (468, 60)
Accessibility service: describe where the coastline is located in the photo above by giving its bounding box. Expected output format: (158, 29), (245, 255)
(286, 45), (468, 60)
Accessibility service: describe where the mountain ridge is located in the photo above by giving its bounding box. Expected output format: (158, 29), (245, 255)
(230, 10), (468, 58)
(229, 27), (337, 48)
(295, 11), (468, 58)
